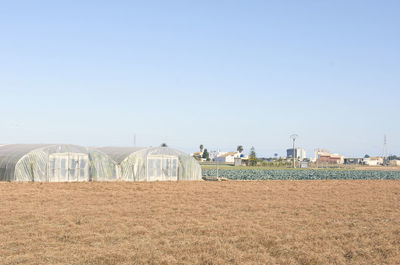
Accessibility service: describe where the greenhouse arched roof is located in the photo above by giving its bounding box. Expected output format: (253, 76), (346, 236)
(0, 144), (54, 167)
(94, 147), (146, 163)
(0, 144), (93, 181)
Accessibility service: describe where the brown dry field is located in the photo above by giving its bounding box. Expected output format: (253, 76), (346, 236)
(1, 181), (400, 265)
(350, 166), (400, 171)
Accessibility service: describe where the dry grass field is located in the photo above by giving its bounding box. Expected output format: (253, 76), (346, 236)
(1, 181), (400, 265)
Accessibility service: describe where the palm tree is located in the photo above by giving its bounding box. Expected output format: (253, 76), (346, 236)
(237, 145), (244, 153)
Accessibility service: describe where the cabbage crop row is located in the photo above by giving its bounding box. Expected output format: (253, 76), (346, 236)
(202, 169), (400, 180)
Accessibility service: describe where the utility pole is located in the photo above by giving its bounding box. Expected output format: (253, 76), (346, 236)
(383, 134), (388, 165)
(290, 134), (298, 168)
(216, 148), (219, 179)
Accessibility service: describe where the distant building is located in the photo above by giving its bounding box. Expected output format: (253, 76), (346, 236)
(191, 150), (223, 161)
(234, 157), (243, 166)
(215, 152), (243, 163)
(300, 161), (309, 168)
(363, 157), (384, 166)
(191, 152), (203, 161)
(208, 151), (220, 161)
(389, 160), (400, 167)
(286, 148), (306, 161)
(313, 149), (344, 164)
(344, 158), (363, 165)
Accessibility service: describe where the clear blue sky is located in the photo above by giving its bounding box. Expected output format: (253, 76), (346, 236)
(1, 0), (399, 158)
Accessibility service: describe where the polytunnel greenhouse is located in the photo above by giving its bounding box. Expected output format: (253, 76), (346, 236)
(0, 144), (116, 182)
(96, 146), (202, 181)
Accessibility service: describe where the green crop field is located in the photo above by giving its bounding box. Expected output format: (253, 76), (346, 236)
(202, 169), (400, 180)
(201, 165), (352, 171)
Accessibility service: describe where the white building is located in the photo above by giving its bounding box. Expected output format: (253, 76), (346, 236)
(389, 160), (400, 166)
(215, 152), (242, 163)
(208, 150), (220, 161)
(363, 157), (384, 166)
(286, 148), (306, 161)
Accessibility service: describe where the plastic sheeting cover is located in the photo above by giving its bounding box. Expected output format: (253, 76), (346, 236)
(95, 146), (146, 164)
(98, 146), (202, 181)
(0, 144), (117, 182)
(0, 145), (201, 182)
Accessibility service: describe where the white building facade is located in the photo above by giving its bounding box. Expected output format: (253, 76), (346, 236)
(363, 157), (384, 166)
(215, 152), (243, 163)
